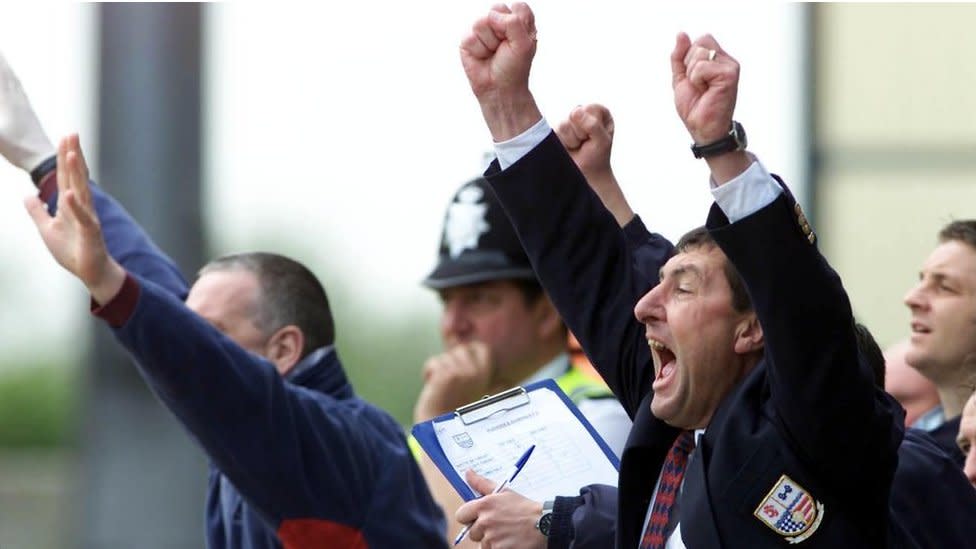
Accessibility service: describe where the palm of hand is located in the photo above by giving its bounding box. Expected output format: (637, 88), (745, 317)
(37, 193), (106, 287)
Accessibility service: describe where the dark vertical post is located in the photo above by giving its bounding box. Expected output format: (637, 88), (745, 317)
(79, 4), (207, 548)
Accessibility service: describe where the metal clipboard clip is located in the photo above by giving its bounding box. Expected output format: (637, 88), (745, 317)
(454, 386), (531, 425)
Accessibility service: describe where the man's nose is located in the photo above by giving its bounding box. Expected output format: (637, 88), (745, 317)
(634, 284), (665, 324)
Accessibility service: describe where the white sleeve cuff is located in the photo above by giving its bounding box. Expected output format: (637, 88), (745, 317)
(709, 158), (783, 223)
(494, 117), (551, 170)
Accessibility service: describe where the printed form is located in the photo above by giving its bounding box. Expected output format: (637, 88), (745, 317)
(433, 386), (619, 502)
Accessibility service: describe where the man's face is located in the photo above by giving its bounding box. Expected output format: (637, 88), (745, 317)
(633, 245), (758, 430)
(438, 280), (551, 386)
(904, 240), (976, 383)
(958, 392), (976, 488)
(186, 269), (270, 358)
(884, 342), (941, 426)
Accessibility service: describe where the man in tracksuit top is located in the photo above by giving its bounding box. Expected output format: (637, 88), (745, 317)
(3, 57), (445, 548)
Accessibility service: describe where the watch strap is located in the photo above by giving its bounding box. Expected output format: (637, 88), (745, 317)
(690, 121), (746, 159)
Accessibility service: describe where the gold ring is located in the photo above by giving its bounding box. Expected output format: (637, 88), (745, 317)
(707, 49), (717, 61)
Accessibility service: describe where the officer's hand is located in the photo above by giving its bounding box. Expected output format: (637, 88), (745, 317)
(455, 470), (546, 549)
(0, 52), (55, 173)
(414, 342), (495, 422)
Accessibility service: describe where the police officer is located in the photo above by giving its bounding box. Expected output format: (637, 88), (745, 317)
(413, 176), (632, 546)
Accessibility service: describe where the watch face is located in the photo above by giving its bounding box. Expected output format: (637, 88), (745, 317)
(539, 512), (553, 536)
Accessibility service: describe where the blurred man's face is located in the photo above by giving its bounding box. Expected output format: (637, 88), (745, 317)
(884, 341), (941, 426)
(438, 280), (554, 386)
(903, 240), (976, 384)
(633, 245), (759, 430)
(186, 269), (270, 358)
(958, 392), (976, 488)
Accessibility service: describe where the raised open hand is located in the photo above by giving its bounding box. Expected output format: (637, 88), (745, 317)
(24, 134), (125, 304)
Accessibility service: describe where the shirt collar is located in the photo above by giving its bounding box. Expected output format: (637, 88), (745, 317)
(519, 352), (571, 386)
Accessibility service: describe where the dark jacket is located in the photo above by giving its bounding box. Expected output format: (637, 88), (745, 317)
(484, 133), (903, 548)
(39, 174), (446, 548)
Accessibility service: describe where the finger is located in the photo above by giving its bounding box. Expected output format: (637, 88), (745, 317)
(72, 134), (91, 183)
(670, 32), (692, 88)
(488, 4), (534, 46)
(466, 520), (486, 543)
(55, 136), (69, 197)
(555, 117), (582, 151)
(462, 18), (496, 60)
(475, 20), (503, 51)
(691, 33), (724, 55)
(448, 343), (480, 378)
(683, 45), (714, 71)
(567, 107), (590, 144)
(511, 2), (537, 41)
(468, 341), (493, 377)
(687, 57), (730, 90)
(488, 3), (513, 41)
(490, 3), (512, 14)
(422, 354), (448, 381)
(64, 190), (100, 236)
(24, 195), (51, 229)
(455, 500), (480, 526)
(575, 108), (612, 149)
(66, 149), (92, 211)
(582, 103), (614, 139)
(466, 469), (498, 495)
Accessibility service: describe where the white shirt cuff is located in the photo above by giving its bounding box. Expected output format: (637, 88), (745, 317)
(709, 158), (783, 223)
(494, 117), (551, 170)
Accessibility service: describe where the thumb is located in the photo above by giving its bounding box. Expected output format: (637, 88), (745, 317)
(466, 469), (498, 496)
(24, 194), (50, 228)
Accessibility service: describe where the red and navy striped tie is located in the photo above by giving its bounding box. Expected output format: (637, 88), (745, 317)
(640, 430), (696, 549)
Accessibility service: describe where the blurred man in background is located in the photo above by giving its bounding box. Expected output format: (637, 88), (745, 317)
(904, 221), (976, 465)
(1, 52), (445, 548)
(884, 339), (942, 427)
(412, 173), (632, 545)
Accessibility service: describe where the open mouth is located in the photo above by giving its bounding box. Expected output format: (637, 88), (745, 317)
(910, 321), (931, 335)
(648, 338), (677, 386)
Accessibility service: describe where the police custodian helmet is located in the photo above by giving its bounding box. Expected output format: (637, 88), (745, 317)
(423, 177), (536, 289)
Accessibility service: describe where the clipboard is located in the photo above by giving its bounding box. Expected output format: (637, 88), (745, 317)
(411, 378), (621, 502)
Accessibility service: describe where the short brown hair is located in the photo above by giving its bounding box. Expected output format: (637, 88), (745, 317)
(938, 220), (976, 250)
(675, 226), (751, 313)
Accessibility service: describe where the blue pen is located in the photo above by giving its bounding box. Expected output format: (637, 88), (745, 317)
(453, 444), (536, 546)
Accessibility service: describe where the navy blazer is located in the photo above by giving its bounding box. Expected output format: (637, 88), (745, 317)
(485, 133), (903, 548)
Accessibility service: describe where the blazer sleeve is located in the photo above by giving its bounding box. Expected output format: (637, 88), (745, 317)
(485, 133), (674, 416)
(706, 184), (902, 493)
(547, 484), (618, 549)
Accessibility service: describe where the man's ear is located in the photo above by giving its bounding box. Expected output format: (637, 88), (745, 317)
(733, 313), (764, 354)
(265, 325), (304, 375)
(534, 297), (564, 340)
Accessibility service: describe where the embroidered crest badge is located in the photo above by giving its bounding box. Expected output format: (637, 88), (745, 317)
(452, 432), (474, 449)
(443, 185), (490, 258)
(753, 474), (825, 544)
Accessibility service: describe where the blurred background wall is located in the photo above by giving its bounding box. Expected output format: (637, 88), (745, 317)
(0, 2), (972, 548)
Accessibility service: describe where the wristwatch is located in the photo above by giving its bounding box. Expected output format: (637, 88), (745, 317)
(536, 500), (555, 537)
(690, 121), (747, 159)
